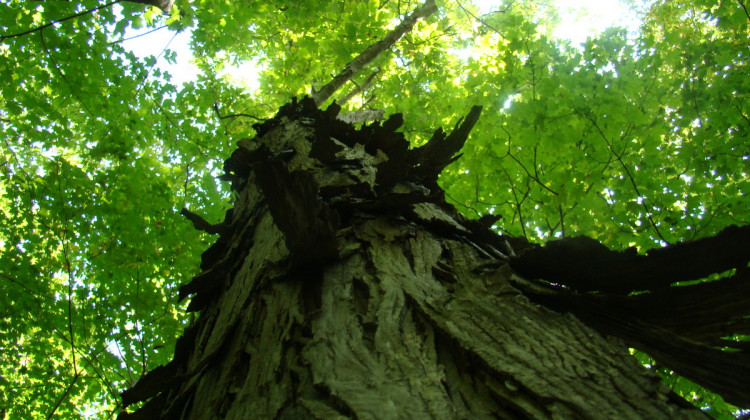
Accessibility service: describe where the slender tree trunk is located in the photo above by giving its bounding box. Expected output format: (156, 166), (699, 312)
(312, 0), (437, 106)
(119, 98), (705, 419)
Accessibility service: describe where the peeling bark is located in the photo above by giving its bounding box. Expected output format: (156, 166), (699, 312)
(337, 109), (385, 124)
(120, 98), (706, 419)
(510, 230), (750, 407)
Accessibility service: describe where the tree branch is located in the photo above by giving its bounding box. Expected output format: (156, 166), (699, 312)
(454, 0), (504, 34)
(1, 1), (122, 41)
(213, 104), (265, 121)
(180, 207), (227, 235)
(312, 0), (437, 106)
(1, 0), (175, 42)
(108, 24), (168, 45)
(739, 0), (750, 21)
(337, 68), (381, 106)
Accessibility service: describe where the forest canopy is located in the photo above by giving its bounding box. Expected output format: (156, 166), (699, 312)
(0, 0), (748, 418)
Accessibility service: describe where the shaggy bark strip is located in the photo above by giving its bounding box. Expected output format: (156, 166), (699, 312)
(510, 229), (750, 406)
(119, 98), (706, 419)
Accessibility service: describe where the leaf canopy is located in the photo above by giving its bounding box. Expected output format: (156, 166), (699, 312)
(0, 0), (748, 417)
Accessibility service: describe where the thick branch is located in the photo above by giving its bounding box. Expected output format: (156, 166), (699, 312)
(510, 224), (750, 293)
(312, 0), (437, 106)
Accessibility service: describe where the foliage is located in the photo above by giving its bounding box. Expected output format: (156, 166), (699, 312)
(0, 0), (747, 417)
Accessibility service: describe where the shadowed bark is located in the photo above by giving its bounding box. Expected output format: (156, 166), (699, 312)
(119, 98), (708, 419)
(510, 229), (750, 407)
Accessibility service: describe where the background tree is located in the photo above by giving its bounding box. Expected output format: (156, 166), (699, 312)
(0, 0), (748, 418)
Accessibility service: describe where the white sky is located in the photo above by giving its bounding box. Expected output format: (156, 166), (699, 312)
(121, 0), (641, 88)
(547, 0), (640, 45)
(119, 26), (196, 86)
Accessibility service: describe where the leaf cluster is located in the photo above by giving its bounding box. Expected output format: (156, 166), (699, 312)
(0, 0), (748, 417)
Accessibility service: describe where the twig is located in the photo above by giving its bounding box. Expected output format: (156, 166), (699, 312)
(337, 69), (381, 106)
(132, 29), (178, 99)
(40, 30), (94, 117)
(213, 104), (264, 121)
(1, 1), (122, 41)
(739, 0), (750, 21)
(109, 24), (168, 45)
(454, 0), (504, 34)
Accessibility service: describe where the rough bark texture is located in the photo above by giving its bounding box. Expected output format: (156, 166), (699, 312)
(511, 230), (750, 407)
(337, 109), (385, 124)
(119, 98), (707, 419)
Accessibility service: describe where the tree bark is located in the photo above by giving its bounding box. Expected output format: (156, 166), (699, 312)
(119, 98), (706, 419)
(337, 109), (385, 124)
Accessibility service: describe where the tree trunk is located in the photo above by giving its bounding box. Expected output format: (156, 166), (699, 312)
(119, 98), (705, 419)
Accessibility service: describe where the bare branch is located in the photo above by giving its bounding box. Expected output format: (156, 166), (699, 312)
(213, 104), (265, 121)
